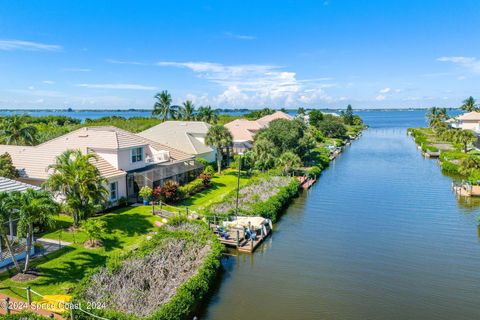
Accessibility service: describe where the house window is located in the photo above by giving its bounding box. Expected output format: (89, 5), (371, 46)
(110, 182), (118, 201)
(131, 147), (143, 163)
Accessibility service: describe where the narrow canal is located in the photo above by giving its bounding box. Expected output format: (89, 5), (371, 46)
(202, 111), (480, 320)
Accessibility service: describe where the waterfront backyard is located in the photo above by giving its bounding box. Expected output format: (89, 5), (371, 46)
(0, 170), (249, 301)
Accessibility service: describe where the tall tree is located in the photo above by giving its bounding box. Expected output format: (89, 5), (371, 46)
(452, 129), (478, 153)
(45, 150), (108, 227)
(297, 107), (306, 116)
(0, 192), (21, 272)
(205, 125), (233, 174)
(15, 189), (58, 273)
(342, 104), (355, 125)
(461, 96), (477, 112)
(459, 154), (480, 176)
(308, 109), (324, 127)
(152, 90), (174, 121)
(179, 100), (196, 120)
(0, 115), (37, 145)
(0, 153), (19, 179)
(197, 106), (219, 124)
(427, 107), (448, 128)
(252, 137), (277, 170)
(276, 151), (302, 175)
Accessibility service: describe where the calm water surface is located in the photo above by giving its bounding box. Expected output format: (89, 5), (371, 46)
(202, 110), (480, 320)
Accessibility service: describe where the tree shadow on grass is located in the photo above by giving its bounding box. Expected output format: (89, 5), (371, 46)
(102, 212), (153, 236)
(178, 182), (227, 207)
(34, 250), (107, 287)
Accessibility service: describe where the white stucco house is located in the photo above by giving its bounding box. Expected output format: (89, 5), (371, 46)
(138, 121), (217, 163)
(0, 126), (203, 204)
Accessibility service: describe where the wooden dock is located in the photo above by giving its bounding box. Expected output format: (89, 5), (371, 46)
(209, 217), (272, 253)
(215, 227), (271, 253)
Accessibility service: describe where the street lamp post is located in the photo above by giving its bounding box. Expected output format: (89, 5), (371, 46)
(235, 152), (243, 221)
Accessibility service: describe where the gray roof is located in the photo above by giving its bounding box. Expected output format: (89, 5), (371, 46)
(138, 121), (214, 155)
(0, 177), (40, 193)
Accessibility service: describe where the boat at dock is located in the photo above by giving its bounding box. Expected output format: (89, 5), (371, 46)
(208, 216), (273, 253)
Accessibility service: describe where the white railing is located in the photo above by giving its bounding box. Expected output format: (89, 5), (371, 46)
(146, 151), (170, 163)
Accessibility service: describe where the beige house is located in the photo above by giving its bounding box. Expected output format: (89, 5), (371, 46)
(224, 111), (293, 153)
(448, 111), (480, 132)
(0, 126), (202, 204)
(138, 121), (217, 163)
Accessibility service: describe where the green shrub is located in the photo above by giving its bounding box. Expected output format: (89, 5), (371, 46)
(307, 166), (323, 178)
(441, 160), (459, 174)
(3, 312), (50, 319)
(178, 178), (205, 199)
(250, 178), (300, 222)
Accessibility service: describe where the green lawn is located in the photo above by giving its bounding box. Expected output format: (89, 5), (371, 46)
(0, 169), (245, 300)
(0, 206), (158, 300)
(177, 169), (249, 212)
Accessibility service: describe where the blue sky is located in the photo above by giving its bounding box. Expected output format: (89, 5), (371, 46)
(1, 0), (480, 110)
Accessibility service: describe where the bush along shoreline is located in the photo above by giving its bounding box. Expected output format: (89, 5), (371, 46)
(72, 219), (223, 320)
(206, 175), (300, 223)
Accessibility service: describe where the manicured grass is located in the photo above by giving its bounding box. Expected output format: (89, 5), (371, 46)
(0, 206), (159, 300)
(176, 169), (249, 212)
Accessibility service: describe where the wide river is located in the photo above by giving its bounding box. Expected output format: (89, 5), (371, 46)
(201, 110), (480, 320)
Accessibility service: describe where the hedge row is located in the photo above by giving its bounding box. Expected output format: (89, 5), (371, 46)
(73, 220), (223, 320)
(2, 312), (50, 319)
(250, 178), (300, 222)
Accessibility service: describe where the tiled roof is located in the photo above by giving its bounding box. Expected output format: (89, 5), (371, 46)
(0, 126), (193, 180)
(456, 111), (480, 121)
(224, 111), (292, 142)
(138, 121), (214, 155)
(0, 176), (40, 193)
(89, 152), (126, 179)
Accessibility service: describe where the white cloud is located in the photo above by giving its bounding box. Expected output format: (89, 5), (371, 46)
(42, 80), (55, 84)
(157, 61), (337, 107)
(62, 68), (91, 72)
(457, 75), (466, 80)
(437, 56), (480, 73)
(77, 83), (158, 90)
(224, 32), (256, 40)
(375, 94), (387, 101)
(379, 87), (391, 94)
(0, 39), (62, 51)
(106, 59), (146, 65)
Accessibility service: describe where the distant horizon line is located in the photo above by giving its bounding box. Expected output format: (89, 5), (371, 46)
(0, 107), (462, 112)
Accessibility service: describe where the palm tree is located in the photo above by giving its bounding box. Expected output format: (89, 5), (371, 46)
(276, 151), (302, 175)
(0, 115), (37, 145)
(427, 107), (448, 127)
(452, 129), (478, 153)
(252, 137), (277, 170)
(197, 106), (219, 124)
(461, 96), (477, 112)
(15, 189), (58, 273)
(152, 90), (174, 121)
(205, 125), (233, 174)
(179, 100), (196, 120)
(45, 150), (108, 227)
(0, 192), (21, 272)
(459, 154), (480, 176)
